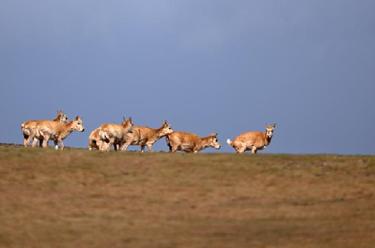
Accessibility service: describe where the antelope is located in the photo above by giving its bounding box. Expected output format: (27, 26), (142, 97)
(97, 117), (133, 151)
(227, 123), (276, 154)
(21, 110), (68, 147)
(122, 120), (173, 152)
(88, 127), (115, 151)
(35, 116), (85, 150)
(166, 131), (221, 153)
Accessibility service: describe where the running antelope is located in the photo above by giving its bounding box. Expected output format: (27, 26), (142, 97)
(21, 110), (68, 147)
(35, 116), (85, 150)
(97, 117), (133, 151)
(122, 120), (173, 152)
(227, 123), (276, 154)
(166, 131), (221, 153)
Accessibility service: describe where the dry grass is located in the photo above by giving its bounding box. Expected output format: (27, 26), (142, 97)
(0, 145), (375, 248)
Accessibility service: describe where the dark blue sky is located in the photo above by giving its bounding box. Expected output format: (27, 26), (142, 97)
(1, 0), (374, 154)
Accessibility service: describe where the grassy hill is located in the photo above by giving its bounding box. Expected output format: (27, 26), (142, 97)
(0, 145), (375, 248)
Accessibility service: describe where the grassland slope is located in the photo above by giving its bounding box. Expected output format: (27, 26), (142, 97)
(0, 145), (375, 248)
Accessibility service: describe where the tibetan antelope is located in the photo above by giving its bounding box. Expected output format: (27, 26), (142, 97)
(122, 120), (173, 152)
(97, 117), (133, 151)
(35, 116), (85, 150)
(21, 110), (68, 147)
(166, 131), (221, 153)
(227, 123), (276, 154)
(88, 127), (115, 151)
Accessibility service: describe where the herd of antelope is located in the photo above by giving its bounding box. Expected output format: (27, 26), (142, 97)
(21, 111), (276, 154)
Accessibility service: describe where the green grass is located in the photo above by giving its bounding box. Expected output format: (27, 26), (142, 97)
(0, 145), (375, 248)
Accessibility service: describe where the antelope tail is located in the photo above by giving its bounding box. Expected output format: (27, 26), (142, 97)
(226, 139), (232, 146)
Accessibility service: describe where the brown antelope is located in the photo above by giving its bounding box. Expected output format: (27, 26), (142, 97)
(122, 120), (173, 152)
(21, 110), (68, 147)
(227, 123), (276, 154)
(166, 131), (221, 153)
(35, 116), (85, 150)
(97, 117), (133, 151)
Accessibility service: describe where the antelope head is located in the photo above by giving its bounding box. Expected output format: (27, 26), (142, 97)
(158, 120), (174, 137)
(56, 110), (69, 123)
(207, 132), (221, 150)
(265, 123), (276, 138)
(122, 117), (134, 132)
(71, 116), (85, 132)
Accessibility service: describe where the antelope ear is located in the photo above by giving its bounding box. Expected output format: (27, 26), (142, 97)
(209, 132), (218, 137)
(75, 116), (80, 120)
(129, 117), (133, 124)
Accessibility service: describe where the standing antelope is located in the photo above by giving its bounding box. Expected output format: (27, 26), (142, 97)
(21, 110), (68, 147)
(97, 117), (133, 151)
(166, 131), (221, 153)
(227, 123), (276, 154)
(35, 116), (85, 150)
(122, 120), (173, 152)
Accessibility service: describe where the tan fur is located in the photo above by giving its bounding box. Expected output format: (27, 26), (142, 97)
(122, 121), (173, 152)
(166, 131), (221, 153)
(21, 110), (68, 147)
(227, 124), (276, 154)
(35, 116), (85, 150)
(98, 117), (133, 151)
